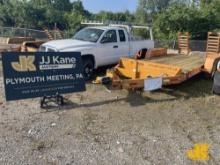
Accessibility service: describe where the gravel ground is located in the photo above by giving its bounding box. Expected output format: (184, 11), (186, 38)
(1, 62), (220, 165)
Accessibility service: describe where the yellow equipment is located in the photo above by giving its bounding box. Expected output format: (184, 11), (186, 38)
(95, 32), (220, 91)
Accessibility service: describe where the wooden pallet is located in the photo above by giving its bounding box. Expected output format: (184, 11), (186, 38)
(44, 28), (63, 40)
(206, 32), (220, 53)
(44, 28), (54, 40)
(54, 28), (63, 39)
(178, 32), (191, 55)
(203, 32), (220, 73)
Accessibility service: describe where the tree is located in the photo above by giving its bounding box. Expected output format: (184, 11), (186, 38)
(136, 0), (172, 15)
(94, 11), (134, 22)
(135, 0), (148, 24)
(51, 0), (73, 11)
(153, 3), (219, 40)
(0, 0), (219, 41)
(0, 1), (15, 26)
(65, 0), (91, 34)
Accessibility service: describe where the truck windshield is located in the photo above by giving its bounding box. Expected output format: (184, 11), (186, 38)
(73, 28), (104, 42)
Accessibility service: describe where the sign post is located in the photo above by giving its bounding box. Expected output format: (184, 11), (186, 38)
(2, 52), (86, 106)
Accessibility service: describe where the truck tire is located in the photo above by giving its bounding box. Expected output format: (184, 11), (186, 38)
(82, 58), (94, 80)
(136, 49), (148, 59)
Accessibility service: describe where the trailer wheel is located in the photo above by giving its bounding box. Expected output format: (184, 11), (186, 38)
(211, 58), (220, 77)
(213, 71), (220, 94)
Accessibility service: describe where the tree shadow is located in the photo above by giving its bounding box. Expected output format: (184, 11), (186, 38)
(41, 97), (127, 112)
(120, 73), (213, 107)
(166, 73), (213, 98)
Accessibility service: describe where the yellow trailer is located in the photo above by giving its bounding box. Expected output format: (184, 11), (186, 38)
(0, 37), (35, 53)
(95, 32), (220, 91)
(109, 51), (206, 90)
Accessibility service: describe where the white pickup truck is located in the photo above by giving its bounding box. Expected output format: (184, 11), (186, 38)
(40, 26), (154, 79)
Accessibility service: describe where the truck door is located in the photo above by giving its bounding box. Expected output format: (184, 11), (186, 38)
(97, 30), (120, 65)
(117, 29), (130, 59)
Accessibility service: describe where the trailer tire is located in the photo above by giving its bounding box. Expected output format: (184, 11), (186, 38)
(213, 71), (220, 94)
(211, 58), (220, 77)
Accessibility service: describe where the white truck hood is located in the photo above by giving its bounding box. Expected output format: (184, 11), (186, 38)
(42, 39), (95, 51)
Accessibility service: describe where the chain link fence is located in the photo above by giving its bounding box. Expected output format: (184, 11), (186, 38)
(0, 27), (71, 40)
(155, 40), (207, 52)
(0, 27), (207, 51)
(0, 27), (48, 40)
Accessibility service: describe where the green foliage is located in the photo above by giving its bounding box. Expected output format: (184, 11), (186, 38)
(0, 0), (134, 35)
(93, 10), (134, 23)
(141, 0), (172, 13)
(0, 0), (219, 40)
(65, 0), (91, 35)
(0, 0), (71, 29)
(153, 1), (220, 40)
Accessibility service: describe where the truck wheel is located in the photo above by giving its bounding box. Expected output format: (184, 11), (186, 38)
(82, 58), (94, 80)
(136, 49), (147, 59)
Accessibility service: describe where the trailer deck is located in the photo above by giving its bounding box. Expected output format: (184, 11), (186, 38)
(116, 52), (206, 79)
(107, 52), (207, 90)
(147, 52), (206, 72)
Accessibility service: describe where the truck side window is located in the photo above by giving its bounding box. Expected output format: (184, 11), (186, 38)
(119, 30), (126, 42)
(101, 30), (117, 43)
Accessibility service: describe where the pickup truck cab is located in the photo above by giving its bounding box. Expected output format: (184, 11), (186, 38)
(40, 26), (154, 79)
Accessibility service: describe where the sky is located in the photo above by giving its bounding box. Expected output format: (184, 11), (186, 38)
(73, 0), (138, 13)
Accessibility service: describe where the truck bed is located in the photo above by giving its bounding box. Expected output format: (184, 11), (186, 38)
(147, 52), (206, 72)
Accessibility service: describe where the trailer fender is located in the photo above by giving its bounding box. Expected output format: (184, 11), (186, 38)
(204, 53), (220, 74)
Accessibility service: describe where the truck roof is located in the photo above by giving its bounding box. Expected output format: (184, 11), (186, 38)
(87, 26), (125, 31)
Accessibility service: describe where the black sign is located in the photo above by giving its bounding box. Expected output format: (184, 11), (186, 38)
(2, 52), (86, 101)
